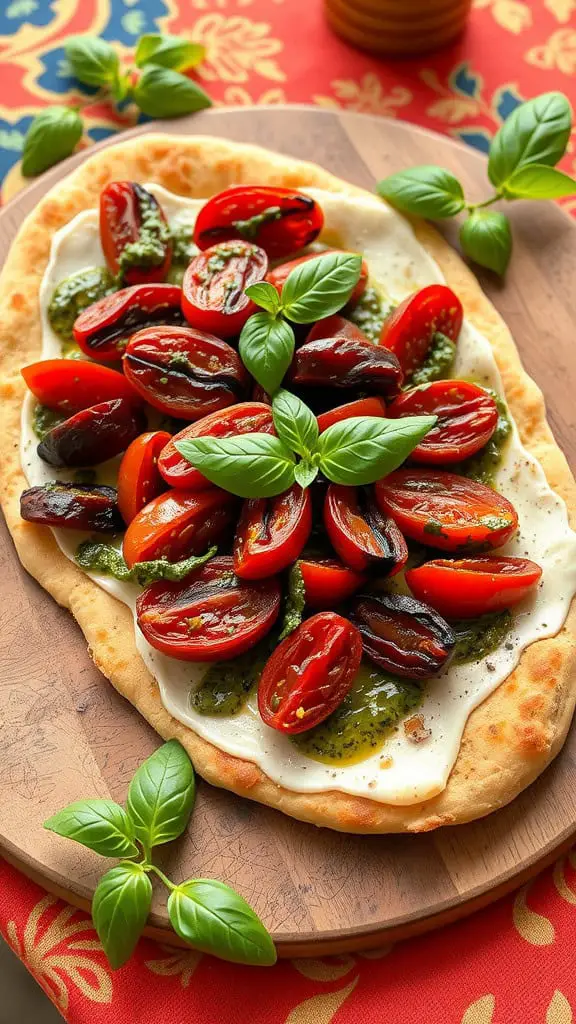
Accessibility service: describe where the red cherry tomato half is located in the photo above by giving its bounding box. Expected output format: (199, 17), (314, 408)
(158, 402), (274, 490)
(37, 398), (146, 468)
(20, 482), (123, 533)
(182, 240), (268, 338)
(22, 359), (139, 414)
(123, 487), (237, 568)
(388, 380), (499, 464)
(267, 250), (368, 303)
(349, 592), (454, 680)
(406, 556), (543, 619)
(324, 484), (408, 574)
(305, 314), (371, 346)
(291, 334), (403, 397)
(100, 181), (172, 285)
(375, 470), (518, 552)
(136, 556), (281, 662)
(73, 283), (183, 363)
(117, 431), (171, 525)
(123, 325), (248, 420)
(258, 612), (363, 734)
(193, 186), (324, 259)
(299, 558), (367, 609)
(379, 285), (463, 377)
(317, 396), (387, 433)
(234, 484), (312, 580)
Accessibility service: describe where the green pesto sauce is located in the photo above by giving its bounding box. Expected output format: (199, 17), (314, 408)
(32, 403), (64, 440)
(48, 267), (114, 347)
(233, 206), (282, 242)
(410, 332), (456, 386)
(292, 661), (422, 764)
(118, 190), (170, 278)
(452, 611), (513, 664)
(347, 286), (390, 344)
(166, 224), (199, 285)
(191, 636), (274, 717)
(454, 390), (512, 486)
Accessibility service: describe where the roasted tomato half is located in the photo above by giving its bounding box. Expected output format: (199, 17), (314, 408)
(388, 380), (499, 464)
(234, 484), (312, 580)
(73, 283), (183, 363)
(324, 484), (408, 575)
(22, 359), (139, 414)
(123, 487), (237, 567)
(20, 483), (122, 532)
(406, 556), (543, 619)
(117, 430), (171, 525)
(193, 186), (324, 259)
(267, 250), (368, 303)
(123, 325), (248, 420)
(379, 285), (463, 377)
(291, 334), (403, 397)
(182, 240), (268, 338)
(258, 612), (363, 734)
(100, 181), (172, 285)
(299, 558), (367, 609)
(317, 396), (387, 433)
(349, 592), (455, 680)
(158, 402), (274, 490)
(37, 398), (146, 468)
(136, 555), (281, 661)
(375, 470), (518, 552)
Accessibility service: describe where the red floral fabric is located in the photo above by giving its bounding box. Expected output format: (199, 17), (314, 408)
(1, 1), (576, 1021)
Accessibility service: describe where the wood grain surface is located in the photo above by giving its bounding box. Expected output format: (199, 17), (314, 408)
(0, 107), (575, 957)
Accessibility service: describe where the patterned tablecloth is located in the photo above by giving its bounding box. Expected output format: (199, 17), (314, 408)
(1, 1), (575, 1021)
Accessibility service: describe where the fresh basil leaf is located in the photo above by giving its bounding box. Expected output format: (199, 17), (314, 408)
(294, 460), (318, 489)
(65, 36), (119, 87)
(22, 106), (83, 177)
(239, 312), (294, 395)
(488, 92), (572, 188)
(317, 415), (437, 486)
(376, 166), (465, 218)
(44, 800), (138, 859)
(503, 163), (576, 199)
(92, 863), (152, 969)
(281, 252), (362, 323)
(279, 561), (306, 641)
(133, 66), (212, 117)
(167, 879), (276, 966)
(76, 541), (216, 586)
(135, 34), (205, 71)
(111, 71), (131, 104)
(272, 389), (318, 458)
(244, 282), (281, 315)
(460, 210), (512, 276)
(175, 433), (296, 498)
(126, 740), (195, 850)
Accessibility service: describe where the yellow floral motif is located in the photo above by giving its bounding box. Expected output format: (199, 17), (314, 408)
(544, 0), (576, 22)
(285, 978), (359, 1024)
(426, 97), (481, 124)
(461, 994), (495, 1024)
(194, 15), (285, 84)
(314, 75), (412, 117)
(512, 881), (555, 946)
(6, 895), (112, 1011)
(546, 991), (573, 1024)
(220, 86), (286, 105)
(525, 29), (576, 75)
(553, 856), (576, 906)
(145, 945), (202, 987)
(473, 0), (533, 33)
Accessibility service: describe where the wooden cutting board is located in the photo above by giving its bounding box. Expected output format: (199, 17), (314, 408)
(1, 107), (575, 958)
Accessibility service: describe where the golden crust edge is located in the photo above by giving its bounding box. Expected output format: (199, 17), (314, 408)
(0, 132), (575, 834)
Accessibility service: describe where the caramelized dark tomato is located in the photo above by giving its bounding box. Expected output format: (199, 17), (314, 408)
(136, 555), (281, 662)
(379, 284), (463, 377)
(406, 556), (543, 619)
(388, 380), (499, 464)
(20, 483), (122, 532)
(193, 186), (323, 259)
(123, 325), (248, 420)
(22, 359), (138, 414)
(117, 431), (171, 525)
(375, 470), (519, 552)
(267, 249), (368, 302)
(324, 484), (408, 575)
(122, 487), (237, 568)
(258, 612), (363, 734)
(158, 402), (274, 490)
(317, 396), (387, 433)
(100, 181), (172, 284)
(234, 484), (312, 580)
(291, 331), (403, 397)
(182, 240), (268, 338)
(349, 592), (455, 680)
(299, 558), (367, 609)
(37, 398), (146, 468)
(73, 283), (183, 363)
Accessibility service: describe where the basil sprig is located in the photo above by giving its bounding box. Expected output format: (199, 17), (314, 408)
(377, 92), (575, 275)
(44, 741), (276, 968)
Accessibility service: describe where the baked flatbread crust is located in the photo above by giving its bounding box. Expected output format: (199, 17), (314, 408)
(1, 134), (575, 833)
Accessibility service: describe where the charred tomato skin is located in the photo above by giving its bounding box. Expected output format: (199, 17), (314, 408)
(299, 558), (367, 609)
(136, 555), (281, 661)
(117, 430), (171, 525)
(387, 380), (499, 464)
(406, 556), (543, 619)
(267, 250), (368, 302)
(379, 284), (463, 377)
(73, 283), (183, 363)
(37, 398), (146, 468)
(20, 482), (123, 532)
(258, 611), (363, 734)
(100, 181), (172, 285)
(122, 487), (237, 568)
(349, 592), (455, 680)
(291, 333), (403, 397)
(22, 359), (139, 414)
(182, 240), (268, 339)
(324, 484), (408, 575)
(233, 484), (312, 580)
(193, 186), (324, 259)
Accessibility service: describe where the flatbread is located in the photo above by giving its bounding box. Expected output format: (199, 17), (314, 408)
(1, 134), (575, 833)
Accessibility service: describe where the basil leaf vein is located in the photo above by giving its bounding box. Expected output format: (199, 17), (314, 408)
(459, 210), (512, 276)
(167, 879), (277, 966)
(126, 740), (195, 850)
(317, 415), (437, 486)
(92, 863), (152, 970)
(272, 389), (319, 458)
(44, 800), (138, 859)
(377, 165), (465, 218)
(239, 312), (294, 395)
(488, 91), (572, 188)
(280, 252), (362, 323)
(175, 433), (296, 498)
